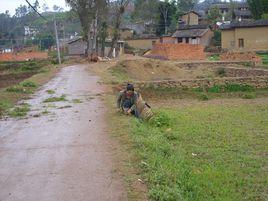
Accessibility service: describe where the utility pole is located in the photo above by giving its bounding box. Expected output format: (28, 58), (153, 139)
(54, 15), (61, 64)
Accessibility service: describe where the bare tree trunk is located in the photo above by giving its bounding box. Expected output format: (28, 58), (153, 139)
(108, 0), (130, 58)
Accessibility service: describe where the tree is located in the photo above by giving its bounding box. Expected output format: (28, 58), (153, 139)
(15, 5), (29, 18)
(157, 0), (177, 35)
(66, 0), (95, 56)
(177, 0), (199, 13)
(247, 0), (268, 19)
(207, 5), (222, 24)
(108, 0), (131, 57)
(132, 0), (159, 23)
(42, 4), (49, 12)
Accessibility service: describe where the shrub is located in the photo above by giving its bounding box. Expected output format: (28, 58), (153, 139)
(208, 85), (222, 93)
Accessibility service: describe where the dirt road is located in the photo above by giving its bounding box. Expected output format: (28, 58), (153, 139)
(0, 65), (126, 201)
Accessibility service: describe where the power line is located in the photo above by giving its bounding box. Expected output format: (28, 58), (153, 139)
(24, 0), (48, 21)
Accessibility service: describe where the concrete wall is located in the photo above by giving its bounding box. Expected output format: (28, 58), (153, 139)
(68, 40), (86, 55)
(222, 27), (268, 51)
(125, 38), (159, 50)
(181, 12), (199, 25)
(200, 29), (214, 46)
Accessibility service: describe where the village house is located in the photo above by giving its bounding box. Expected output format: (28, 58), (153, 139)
(179, 11), (201, 26)
(67, 37), (124, 57)
(171, 25), (213, 46)
(205, 2), (252, 21)
(220, 20), (268, 51)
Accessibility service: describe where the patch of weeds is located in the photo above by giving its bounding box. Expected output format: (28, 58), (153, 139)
(225, 83), (254, 92)
(208, 85), (222, 93)
(208, 54), (220, 61)
(207, 84), (255, 93)
(242, 93), (256, 99)
(8, 104), (30, 117)
(150, 111), (172, 128)
(46, 89), (55, 94)
(42, 109), (50, 115)
(72, 99), (82, 103)
(0, 100), (12, 116)
(43, 95), (67, 103)
(198, 93), (209, 101)
(6, 85), (33, 94)
(21, 81), (37, 88)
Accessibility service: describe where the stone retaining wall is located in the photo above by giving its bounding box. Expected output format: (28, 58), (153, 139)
(119, 76), (268, 90)
(223, 67), (268, 77)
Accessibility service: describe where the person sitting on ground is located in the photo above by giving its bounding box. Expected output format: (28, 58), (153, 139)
(117, 83), (139, 117)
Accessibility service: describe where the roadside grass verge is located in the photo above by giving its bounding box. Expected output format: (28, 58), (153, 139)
(127, 104), (268, 201)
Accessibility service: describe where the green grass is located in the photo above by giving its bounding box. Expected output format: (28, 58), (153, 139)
(43, 95), (67, 103)
(72, 99), (82, 103)
(8, 103), (30, 117)
(127, 105), (268, 201)
(5, 81), (38, 94)
(257, 53), (268, 66)
(0, 99), (12, 116)
(208, 55), (220, 61)
(46, 89), (55, 94)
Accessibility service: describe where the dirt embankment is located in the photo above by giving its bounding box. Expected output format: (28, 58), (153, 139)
(110, 59), (248, 81)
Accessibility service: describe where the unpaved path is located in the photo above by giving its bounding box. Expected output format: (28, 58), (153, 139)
(0, 65), (126, 201)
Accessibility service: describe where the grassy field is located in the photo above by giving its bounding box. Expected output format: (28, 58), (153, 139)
(107, 95), (268, 201)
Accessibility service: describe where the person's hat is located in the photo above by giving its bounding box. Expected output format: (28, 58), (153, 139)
(126, 83), (134, 91)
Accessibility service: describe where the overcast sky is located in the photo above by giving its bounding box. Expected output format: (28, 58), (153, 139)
(0, 0), (70, 15)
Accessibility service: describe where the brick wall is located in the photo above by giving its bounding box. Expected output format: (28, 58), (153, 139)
(149, 43), (206, 60)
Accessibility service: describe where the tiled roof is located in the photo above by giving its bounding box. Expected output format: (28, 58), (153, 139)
(220, 19), (268, 29)
(234, 10), (251, 17)
(177, 24), (209, 30)
(172, 28), (209, 38)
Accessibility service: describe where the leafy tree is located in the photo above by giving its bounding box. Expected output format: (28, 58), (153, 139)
(157, 0), (177, 35)
(207, 5), (222, 24)
(247, 0), (268, 19)
(177, 0), (199, 13)
(132, 0), (159, 23)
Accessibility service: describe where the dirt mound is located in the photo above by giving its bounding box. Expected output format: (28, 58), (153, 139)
(111, 59), (216, 81)
(220, 52), (262, 65)
(0, 52), (48, 62)
(146, 43), (206, 61)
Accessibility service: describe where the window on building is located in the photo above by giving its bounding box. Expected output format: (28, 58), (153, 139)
(238, 38), (244, 48)
(185, 38), (189, 43)
(178, 38), (183, 43)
